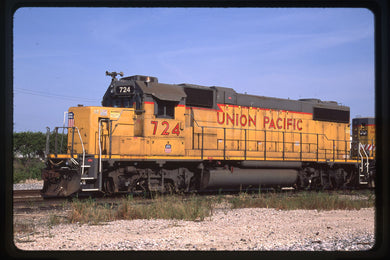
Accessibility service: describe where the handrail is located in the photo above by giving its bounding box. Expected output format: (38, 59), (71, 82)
(99, 130), (354, 163)
(184, 111), (201, 127)
(66, 117), (355, 163)
(191, 123), (349, 142)
(192, 123), (349, 143)
(45, 127), (50, 160)
(190, 124), (351, 162)
(358, 142), (369, 174)
(52, 126), (86, 175)
(98, 119), (104, 175)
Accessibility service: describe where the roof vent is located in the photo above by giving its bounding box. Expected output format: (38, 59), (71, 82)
(121, 75), (158, 83)
(299, 98), (321, 103)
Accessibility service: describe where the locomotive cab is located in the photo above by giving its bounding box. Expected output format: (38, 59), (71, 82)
(101, 73), (188, 156)
(42, 73), (190, 196)
(351, 117), (375, 157)
(351, 117), (375, 186)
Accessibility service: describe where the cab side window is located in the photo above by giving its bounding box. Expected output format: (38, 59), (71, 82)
(155, 100), (176, 118)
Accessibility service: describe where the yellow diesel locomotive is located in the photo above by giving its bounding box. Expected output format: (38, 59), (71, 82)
(41, 73), (375, 197)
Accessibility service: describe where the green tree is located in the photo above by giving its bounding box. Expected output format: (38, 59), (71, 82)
(13, 131), (68, 160)
(13, 131), (68, 183)
(13, 131), (46, 160)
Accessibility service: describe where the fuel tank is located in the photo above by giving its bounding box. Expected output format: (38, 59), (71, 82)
(201, 167), (298, 189)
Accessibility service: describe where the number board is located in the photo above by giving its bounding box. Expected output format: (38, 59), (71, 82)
(114, 85), (134, 95)
(360, 129), (368, 136)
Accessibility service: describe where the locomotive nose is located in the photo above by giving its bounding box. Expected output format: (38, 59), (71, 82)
(41, 169), (81, 197)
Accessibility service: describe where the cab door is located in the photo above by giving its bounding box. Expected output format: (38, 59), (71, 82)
(99, 119), (110, 155)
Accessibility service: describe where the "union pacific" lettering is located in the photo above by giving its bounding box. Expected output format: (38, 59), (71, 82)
(263, 116), (302, 131)
(217, 112), (256, 127)
(217, 112), (303, 131)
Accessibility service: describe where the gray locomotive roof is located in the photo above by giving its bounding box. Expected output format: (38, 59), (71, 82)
(237, 93), (313, 113)
(236, 93), (349, 113)
(179, 83), (211, 90)
(210, 86), (349, 113)
(352, 117), (375, 125)
(107, 75), (349, 114)
(135, 80), (186, 102)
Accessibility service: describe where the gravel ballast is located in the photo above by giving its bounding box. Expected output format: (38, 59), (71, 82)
(13, 179), (43, 190)
(14, 207), (375, 251)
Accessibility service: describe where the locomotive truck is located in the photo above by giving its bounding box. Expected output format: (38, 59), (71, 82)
(41, 72), (375, 197)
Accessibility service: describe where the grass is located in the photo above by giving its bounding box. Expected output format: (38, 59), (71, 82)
(50, 190), (374, 226)
(67, 194), (215, 224)
(229, 191), (375, 211)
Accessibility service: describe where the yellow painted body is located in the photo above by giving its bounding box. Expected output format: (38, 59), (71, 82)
(62, 101), (354, 163)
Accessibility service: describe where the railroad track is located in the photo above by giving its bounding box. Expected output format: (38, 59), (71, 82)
(13, 187), (374, 208)
(13, 189), (43, 204)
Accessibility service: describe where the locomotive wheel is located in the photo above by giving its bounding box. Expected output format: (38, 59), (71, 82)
(296, 170), (310, 190)
(309, 173), (323, 191)
(333, 168), (347, 189)
(103, 177), (115, 195)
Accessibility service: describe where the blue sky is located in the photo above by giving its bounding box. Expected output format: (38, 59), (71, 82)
(13, 7), (374, 132)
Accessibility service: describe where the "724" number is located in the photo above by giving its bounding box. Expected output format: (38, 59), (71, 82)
(151, 121), (180, 136)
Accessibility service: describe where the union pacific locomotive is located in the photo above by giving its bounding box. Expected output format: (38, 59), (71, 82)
(41, 72), (375, 197)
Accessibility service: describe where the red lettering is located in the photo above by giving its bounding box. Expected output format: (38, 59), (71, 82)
(240, 115), (247, 126)
(151, 121), (181, 136)
(287, 118), (292, 129)
(263, 116), (269, 128)
(226, 113), (234, 125)
(297, 119), (303, 131)
(269, 118), (276, 129)
(249, 115), (256, 127)
(151, 121), (158, 135)
(217, 112), (225, 124)
(293, 119), (296, 130)
(171, 123), (180, 136)
(218, 112), (257, 127)
(276, 118), (283, 129)
(161, 121), (169, 135)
